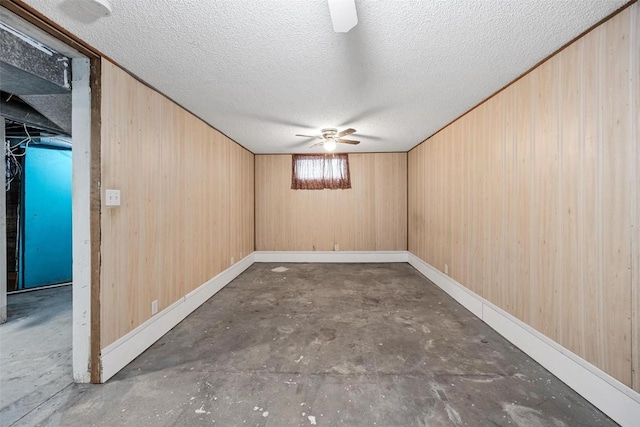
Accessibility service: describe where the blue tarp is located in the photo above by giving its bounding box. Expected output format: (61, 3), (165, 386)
(20, 145), (72, 289)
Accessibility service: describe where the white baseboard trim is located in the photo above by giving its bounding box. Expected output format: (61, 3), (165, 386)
(100, 253), (255, 382)
(98, 249), (639, 425)
(407, 253), (640, 427)
(253, 250), (409, 263)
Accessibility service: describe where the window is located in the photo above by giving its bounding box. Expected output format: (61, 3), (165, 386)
(291, 154), (351, 190)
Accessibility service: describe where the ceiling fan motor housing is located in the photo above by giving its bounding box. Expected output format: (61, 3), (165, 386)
(321, 128), (338, 139)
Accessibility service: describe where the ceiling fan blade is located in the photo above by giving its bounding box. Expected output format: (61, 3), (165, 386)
(296, 134), (321, 139)
(336, 128), (356, 138)
(337, 139), (360, 145)
(310, 142), (324, 148)
(327, 0), (358, 33)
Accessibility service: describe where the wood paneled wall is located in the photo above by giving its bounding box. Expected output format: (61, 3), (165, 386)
(632, 0), (640, 393)
(100, 60), (254, 348)
(409, 4), (639, 390)
(255, 153), (407, 251)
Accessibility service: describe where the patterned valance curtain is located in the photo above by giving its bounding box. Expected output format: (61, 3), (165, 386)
(291, 154), (351, 190)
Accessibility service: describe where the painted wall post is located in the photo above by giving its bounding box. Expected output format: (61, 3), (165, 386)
(72, 58), (92, 382)
(0, 118), (6, 324)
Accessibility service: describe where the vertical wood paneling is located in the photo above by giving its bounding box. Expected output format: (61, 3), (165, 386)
(631, 2), (640, 392)
(100, 60), (254, 348)
(600, 9), (633, 383)
(458, 121), (467, 281)
(374, 154), (407, 250)
(488, 94), (506, 311)
(502, 88), (517, 317)
(449, 123), (463, 284)
(407, 5), (638, 388)
(255, 153), (406, 252)
(478, 105), (492, 298)
(514, 73), (532, 325)
(531, 57), (560, 341)
(467, 109), (483, 296)
(558, 41), (583, 357)
(580, 19), (604, 373)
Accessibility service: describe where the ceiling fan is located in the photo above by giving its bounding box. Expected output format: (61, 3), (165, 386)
(295, 128), (360, 151)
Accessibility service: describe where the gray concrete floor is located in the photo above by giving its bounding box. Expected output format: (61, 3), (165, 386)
(12, 263), (615, 426)
(0, 285), (72, 427)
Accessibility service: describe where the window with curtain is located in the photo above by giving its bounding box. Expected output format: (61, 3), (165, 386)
(291, 154), (351, 190)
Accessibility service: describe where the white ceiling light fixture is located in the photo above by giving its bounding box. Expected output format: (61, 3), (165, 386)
(79, 0), (112, 18)
(323, 138), (337, 152)
(327, 0), (358, 33)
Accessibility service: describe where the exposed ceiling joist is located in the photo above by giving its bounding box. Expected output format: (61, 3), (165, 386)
(0, 92), (67, 135)
(20, 93), (71, 134)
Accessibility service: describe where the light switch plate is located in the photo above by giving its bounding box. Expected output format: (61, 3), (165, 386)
(105, 189), (121, 206)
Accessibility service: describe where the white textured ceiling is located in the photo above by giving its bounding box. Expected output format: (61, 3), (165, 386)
(20, 0), (628, 153)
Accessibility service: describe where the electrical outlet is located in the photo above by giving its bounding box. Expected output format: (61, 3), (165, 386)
(231, 257), (235, 265)
(444, 264), (449, 275)
(334, 243), (339, 251)
(105, 189), (121, 206)
(151, 299), (158, 315)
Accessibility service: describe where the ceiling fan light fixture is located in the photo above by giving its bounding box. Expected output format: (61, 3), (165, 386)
(324, 139), (337, 152)
(296, 127), (359, 150)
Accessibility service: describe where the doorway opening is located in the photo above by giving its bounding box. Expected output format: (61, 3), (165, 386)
(0, 5), (94, 424)
(6, 123), (73, 292)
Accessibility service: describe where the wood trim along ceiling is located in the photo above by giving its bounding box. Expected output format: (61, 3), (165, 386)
(408, 4), (639, 390)
(99, 59), (254, 348)
(408, 0), (638, 156)
(0, 0), (252, 156)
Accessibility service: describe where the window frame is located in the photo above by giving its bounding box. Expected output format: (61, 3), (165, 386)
(291, 153), (351, 190)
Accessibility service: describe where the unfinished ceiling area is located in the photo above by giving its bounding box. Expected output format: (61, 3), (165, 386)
(21, 0), (628, 153)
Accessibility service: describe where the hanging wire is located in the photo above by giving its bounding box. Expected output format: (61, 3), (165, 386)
(5, 123), (33, 191)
